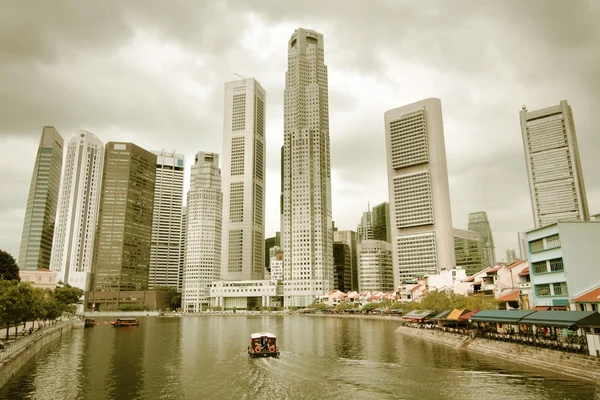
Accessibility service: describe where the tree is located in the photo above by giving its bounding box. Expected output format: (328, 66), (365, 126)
(170, 294), (181, 310)
(54, 284), (84, 312)
(0, 250), (20, 281)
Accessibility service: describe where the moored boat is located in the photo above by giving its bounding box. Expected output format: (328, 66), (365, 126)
(84, 318), (96, 327)
(248, 332), (279, 358)
(110, 318), (140, 327)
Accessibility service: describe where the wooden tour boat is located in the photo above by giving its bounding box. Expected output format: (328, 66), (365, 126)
(84, 318), (96, 328)
(248, 332), (279, 358)
(110, 318), (140, 327)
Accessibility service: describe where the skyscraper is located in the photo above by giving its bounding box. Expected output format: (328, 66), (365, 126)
(385, 98), (455, 286)
(182, 152), (222, 312)
(50, 131), (103, 290)
(357, 240), (394, 293)
(148, 150), (184, 291)
(281, 28), (334, 307)
(372, 202), (391, 243)
(333, 228), (358, 292)
(520, 100), (589, 228)
(265, 232), (280, 272)
(91, 143), (156, 301)
(467, 211), (496, 268)
(357, 207), (374, 243)
(19, 126), (63, 271)
(506, 249), (517, 264)
(221, 78), (266, 281)
(453, 229), (485, 276)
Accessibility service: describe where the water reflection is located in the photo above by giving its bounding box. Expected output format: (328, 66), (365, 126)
(0, 316), (599, 400)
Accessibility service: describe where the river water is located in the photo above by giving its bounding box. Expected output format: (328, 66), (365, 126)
(1, 315), (598, 400)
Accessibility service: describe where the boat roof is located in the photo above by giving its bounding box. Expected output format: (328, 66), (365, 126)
(116, 317), (138, 321)
(250, 332), (277, 339)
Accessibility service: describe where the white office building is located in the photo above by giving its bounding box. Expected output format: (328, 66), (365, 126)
(357, 240), (394, 292)
(221, 78), (266, 281)
(281, 28), (334, 307)
(384, 98), (455, 287)
(182, 152), (222, 312)
(520, 101), (590, 228)
(50, 131), (103, 291)
(149, 150), (184, 291)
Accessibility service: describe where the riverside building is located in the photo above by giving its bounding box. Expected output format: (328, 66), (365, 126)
(384, 98), (455, 287)
(50, 131), (104, 291)
(467, 211), (496, 268)
(357, 240), (394, 292)
(148, 150), (185, 291)
(221, 78), (266, 282)
(182, 152), (222, 312)
(520, 101), (589, 228)
(281, 28), (334, 307)
(19, 126), (63, 271)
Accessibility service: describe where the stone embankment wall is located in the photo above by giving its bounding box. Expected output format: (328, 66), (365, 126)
(395, 325), (600, 382)
(0, 321), (72, 388)
(83, 311), (160, 317)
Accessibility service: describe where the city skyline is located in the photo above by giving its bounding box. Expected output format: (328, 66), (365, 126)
(2, 1), (600, 265)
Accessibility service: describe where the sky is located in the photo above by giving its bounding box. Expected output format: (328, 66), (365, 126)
(1, 0), (599, 264)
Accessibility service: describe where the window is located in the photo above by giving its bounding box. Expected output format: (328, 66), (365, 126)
(530, 239), (544, 253)
(535, 284), (551, 297)
(546, 234), (561, 249)
(553, 282), (568, 296)
(532, 261), (547, 274)
(549, 258), (564, 272)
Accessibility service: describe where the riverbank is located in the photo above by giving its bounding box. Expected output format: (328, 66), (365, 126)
(0, 320), (72, 388)
(395, 325), (600, 382)
(83, 311), (161, 317)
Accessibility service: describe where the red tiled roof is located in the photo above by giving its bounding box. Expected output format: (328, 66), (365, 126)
(518, 266), (530, 276)
(472, 280), (482, 285)
(534, 306), (549, 311)
(573, 287), (600, 303)
(463, 276), (475, 282)
(497, 289), (520, 302)
(507, 260), (524, 269)
(487, 266), (501, 273)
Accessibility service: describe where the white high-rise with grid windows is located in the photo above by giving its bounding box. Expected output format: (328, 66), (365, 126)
(384, 98), (455, 287)
(182, 152), (222, 312)
(281, 28), (334, 307)
(221, 78), (266, 282)
(50, 131), (102, 291)
(149, 150), (184, 291)
(520, 100), (589, 228)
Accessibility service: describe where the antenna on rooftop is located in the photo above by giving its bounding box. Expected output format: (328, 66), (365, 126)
(234, 73), (246, 80)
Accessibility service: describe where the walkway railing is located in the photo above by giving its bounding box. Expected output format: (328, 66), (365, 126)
(0, 320), (69, 363)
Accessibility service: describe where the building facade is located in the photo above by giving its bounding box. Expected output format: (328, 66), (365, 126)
(19, 126), (63, 271)
(148, 150), (184, 291)
(182, 152), (222, 312)
(506, 249), (517, 264)
(265, 232), (281, 272)
(384, 98), (455, 286)
(333, 242), (352, 292)
(221, 78), (266, 281)
(357, 240), (394, 292)
(50, 131), (103, 291)
(453, 228), (486, 276)
(372, 202), (391, 243)
(281, 28), (334, 307)
(333, 229), (358, 292)
(90, 143), (156, 309)
(467, 211), (496, 268)
(357, 208), (374, 243)
(209, 279), (282, 310)
(520, 101), (589, 228)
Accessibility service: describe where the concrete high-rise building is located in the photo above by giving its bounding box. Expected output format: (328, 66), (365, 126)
(453, 229), (485, 276)
(19, 127), (63, 271)
(333, 242), (352, 292)
(518, 232), (528, 260)
(90, 143), (156, 306)
(221, 78), (266, 282)
(50, 131), (103, 290)
(520, 101), (589, 228)
(180, 206), (188, 292)
(148, 151), (184, 291)
(385, 98), (455, 286)
(281, 28), (333, 307)
(506, 249), (517, 264)
(265, 232), (280, 272)
(372, 202), (391, 243)
(182, 152), (222, 312)
(333, 228), (358, 292)
(357, 240), (394, 292)
(357, 207), (374, 243)
(468, 211), (496, 268)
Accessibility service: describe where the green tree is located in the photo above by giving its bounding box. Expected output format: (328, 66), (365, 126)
(170, 294), (182, 310)
(0, 280), (29, 340)
(54, 284), (84, 312)
(0, 250), (20, 281)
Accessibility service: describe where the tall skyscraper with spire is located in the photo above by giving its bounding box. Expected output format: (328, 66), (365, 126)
(385, 98), (455, 286)
(19, 126), (63, 271)
(221, 78), (266, 281)
(520, 100), (589, 228)
(182, 152), (222, 312)
(467, 211), (496, 268)
(50, 131), (103, 290)
(281, 28), (334, 307)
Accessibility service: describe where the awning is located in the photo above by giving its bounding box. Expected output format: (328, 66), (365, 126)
(534, 306), (549, 311)
(519, 311), (600, 327)
(432, 310), (452, 319)
(402, 310), (435, 320)
(470, 310), (536, 324)
(458, 309), (481, 321)
(447, 308), (468, 320)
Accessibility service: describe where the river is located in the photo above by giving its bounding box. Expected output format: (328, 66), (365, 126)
(1, 315), (598, 399)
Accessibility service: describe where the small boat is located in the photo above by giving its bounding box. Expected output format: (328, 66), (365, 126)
(248, 332), (279, 358)
(110, 318), (140, 327)
(84, 318), (96, 328)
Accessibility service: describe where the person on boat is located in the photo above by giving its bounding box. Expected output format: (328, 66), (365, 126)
(267, 338), (276, 353)
(253, 340), (262, 353)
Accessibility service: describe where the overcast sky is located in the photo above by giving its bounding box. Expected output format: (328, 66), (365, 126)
(1, 0), (599, 264)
